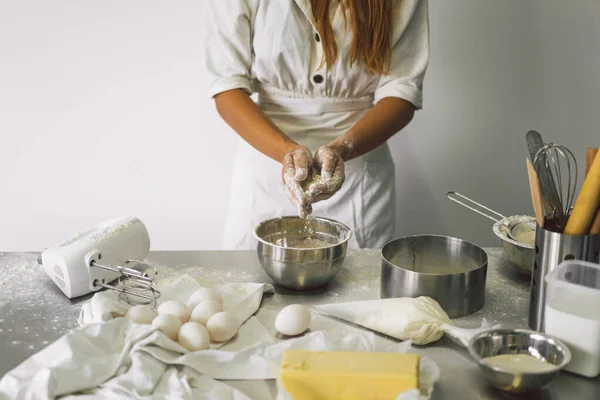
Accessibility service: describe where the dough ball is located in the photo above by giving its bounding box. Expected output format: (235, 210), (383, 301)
(125, 304), (156, 324)
(275, 304), (311, 336)
(152, 313), (182, 341)
(206, 311), (238, 342)
(188, 288), (223, 309)
(178, 322), (210, 352)
(190, 301), (223, 326)
(157, 299), (191, 324)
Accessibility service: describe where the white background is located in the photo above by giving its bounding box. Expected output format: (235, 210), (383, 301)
(1, 0), (598, 251)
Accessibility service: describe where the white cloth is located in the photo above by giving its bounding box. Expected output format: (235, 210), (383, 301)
(204, 0), (430, 107)
(203, 0), (430, 250)
(0, 322), (440, 400)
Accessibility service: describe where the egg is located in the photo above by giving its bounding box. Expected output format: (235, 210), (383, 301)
(188, 288), (224, 309)
(206, 311), (239, 342)
(275, 304), (311, 336)
(125, 304), (156, 324)
(152, 313), (182, 341)
(190, 301), (223, 326)
(178, 322), (210, 351)
(157, 299), (191, 324)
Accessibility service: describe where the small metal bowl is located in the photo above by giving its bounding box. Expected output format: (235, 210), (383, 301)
(253, 216), (352, 290)
(468, 328), (571, 394)
(493, 216), (536, 274)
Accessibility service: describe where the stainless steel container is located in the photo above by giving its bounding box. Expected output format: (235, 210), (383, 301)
(468, 328), (571, 394)
(381, 235), (488, 318)
(253, 216), (352, 290)
(528, 224), (600, 331)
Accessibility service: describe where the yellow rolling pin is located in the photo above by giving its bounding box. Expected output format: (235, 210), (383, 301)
(564, 147), (600, 235)
(587, 148), (600, 234)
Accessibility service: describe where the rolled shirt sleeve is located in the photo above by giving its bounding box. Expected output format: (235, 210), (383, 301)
(374, 0), (430, 109)
(203, 0), (256, 98)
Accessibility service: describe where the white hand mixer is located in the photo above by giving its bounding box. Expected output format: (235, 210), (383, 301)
(38, 217), (161, 304)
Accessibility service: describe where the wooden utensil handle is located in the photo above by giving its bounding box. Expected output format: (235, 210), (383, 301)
(587, 147), (600, 234)
(587, 148), (599, 176)
(565, 148), (600, 235)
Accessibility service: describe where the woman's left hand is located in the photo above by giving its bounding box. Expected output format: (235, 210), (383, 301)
(307, 146), (345, 203)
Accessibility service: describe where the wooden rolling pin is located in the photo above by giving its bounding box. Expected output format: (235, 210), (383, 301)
(587, 147), (600, 234)
(564, 147), (600, 235)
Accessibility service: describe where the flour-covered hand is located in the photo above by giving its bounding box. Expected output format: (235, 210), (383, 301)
(282, 146), (313, 218)
(308, 146), (345, 203)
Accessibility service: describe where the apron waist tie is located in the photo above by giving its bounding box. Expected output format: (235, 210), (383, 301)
(257, 91), (374, 114)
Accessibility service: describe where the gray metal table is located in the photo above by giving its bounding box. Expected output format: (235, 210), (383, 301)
(1, 249), (599, 399)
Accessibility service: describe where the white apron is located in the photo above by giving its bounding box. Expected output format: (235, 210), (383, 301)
(222, 93), (397, 250)
(203, 0), (429, 249)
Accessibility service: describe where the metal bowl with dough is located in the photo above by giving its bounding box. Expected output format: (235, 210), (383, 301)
(253, 216), (352, 290)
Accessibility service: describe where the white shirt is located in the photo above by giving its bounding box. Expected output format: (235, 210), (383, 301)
(203, 0), (429, 109)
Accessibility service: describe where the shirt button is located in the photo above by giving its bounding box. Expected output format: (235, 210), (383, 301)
(315, 32), (320, 42)
(313, 75), (324, 84)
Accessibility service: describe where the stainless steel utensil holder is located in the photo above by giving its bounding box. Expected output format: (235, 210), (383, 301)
(528, 224), (600, 331)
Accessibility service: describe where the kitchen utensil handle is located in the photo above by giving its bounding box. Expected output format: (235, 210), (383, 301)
(586, 148), (599, 177)
(587, 148), (600, 234)
(564, 149), (600, 235)
(526, 158), (545, 227)
(446, 191), (505, 223)
(526, 131), (562, 215)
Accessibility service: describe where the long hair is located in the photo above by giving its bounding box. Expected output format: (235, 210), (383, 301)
(310, 0), (393, 75)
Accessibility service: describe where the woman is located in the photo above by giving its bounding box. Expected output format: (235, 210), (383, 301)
(204, 0), (429, 249)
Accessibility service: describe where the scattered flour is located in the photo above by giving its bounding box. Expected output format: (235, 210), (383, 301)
(0, 253), (81, 353)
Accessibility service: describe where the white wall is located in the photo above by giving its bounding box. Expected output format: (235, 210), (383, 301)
(1, 1), (598, 251)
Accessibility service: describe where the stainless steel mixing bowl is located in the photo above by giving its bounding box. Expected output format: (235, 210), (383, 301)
(468, 328), (571, 394)
(253, 216), (352, 290)
(381, 235), (488, 318)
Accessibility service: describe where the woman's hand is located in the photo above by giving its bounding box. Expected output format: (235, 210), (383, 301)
(307, 146), (345, 203)
(282, 146), (313, 218)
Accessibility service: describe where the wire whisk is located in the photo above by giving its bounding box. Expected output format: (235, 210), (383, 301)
(533, 143), (578, 231)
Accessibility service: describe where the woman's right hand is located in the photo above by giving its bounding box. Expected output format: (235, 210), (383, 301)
(282, 145), (313, 218)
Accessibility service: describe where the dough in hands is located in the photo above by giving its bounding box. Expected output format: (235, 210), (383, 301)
(190, 301), (223, 326)
(206, 311), (238, 342)
(125, 304), (156, 324)
(178, 322), (210, 351)
(157, 299), (191, 324)
(188, 288), (223, 309)
(152, 313), (182, 341)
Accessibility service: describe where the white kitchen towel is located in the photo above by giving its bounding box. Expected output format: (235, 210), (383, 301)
(0, 318), (271, 400)
(0, 319), (439, 400)
(315, 296), (498, 346)
(78, 274), (275, 350)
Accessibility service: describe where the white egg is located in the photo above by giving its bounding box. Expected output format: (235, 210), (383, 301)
(190, 301), (223, 326)
(275, 304), (311, 336)
(157, 299), (191, 324)
(206, 311), (239, 342)
(178, 322), (210, 351)
(125, 304), (156, 324)
(152, 313), (182, 341)
(188, 288), (224, 309)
